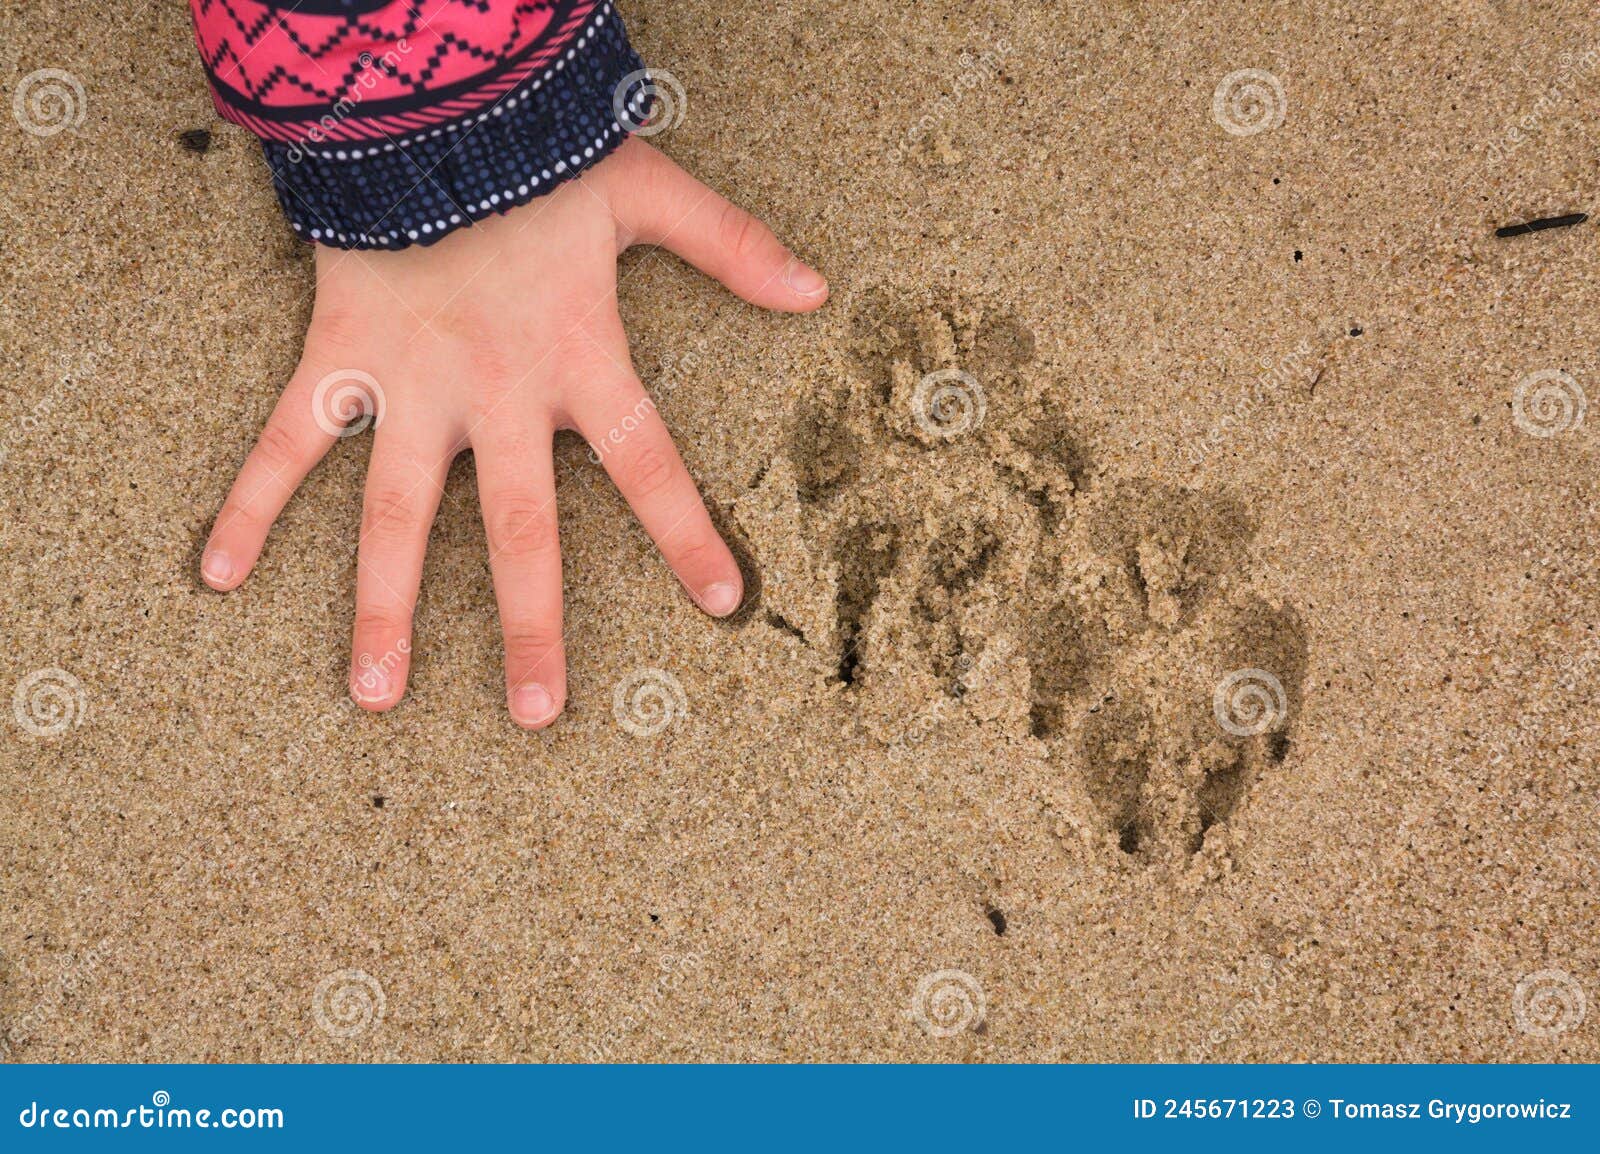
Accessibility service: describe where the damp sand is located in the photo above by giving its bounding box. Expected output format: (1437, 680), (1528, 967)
(1, 0), (1597, 1060)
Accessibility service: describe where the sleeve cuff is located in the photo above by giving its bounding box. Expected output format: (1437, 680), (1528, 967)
(259, 2), (649, 250)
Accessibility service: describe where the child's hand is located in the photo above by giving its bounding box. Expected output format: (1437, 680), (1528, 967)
(200, 138), (828, 729)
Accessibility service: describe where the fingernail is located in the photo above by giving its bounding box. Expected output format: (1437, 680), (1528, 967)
(512, 684), (556, 728)
(782, 258), (828, 298)
(701, 581), (742, 616)
(351, 664), (391, 704)
(201, 550), (234, 587)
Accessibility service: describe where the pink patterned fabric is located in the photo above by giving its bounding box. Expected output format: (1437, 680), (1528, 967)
(192, 0), (605, 144)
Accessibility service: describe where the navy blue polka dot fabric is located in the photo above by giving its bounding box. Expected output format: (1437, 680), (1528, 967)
(257, 6), (646, 250)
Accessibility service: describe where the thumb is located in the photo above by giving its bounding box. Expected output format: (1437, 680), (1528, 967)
(609, 140), (829, 313)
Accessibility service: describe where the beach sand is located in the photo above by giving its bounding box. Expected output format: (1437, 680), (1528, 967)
(1, 0), (1597, 1060)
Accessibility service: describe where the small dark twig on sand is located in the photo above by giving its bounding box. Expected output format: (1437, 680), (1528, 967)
(1494, 212), (1587, 238)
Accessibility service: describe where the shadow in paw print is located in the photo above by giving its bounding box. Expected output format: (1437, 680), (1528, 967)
(1018, 411), (1095, 496)
(1078, 697), (1155, 855)
(1195, 751), (1249, 843)
(1026, 598), (1110, 739)
(914, 525), (1003, 688)
(924, 525), (1000, 595)
(790, 387), (860, 505)
(848, 294), (1036, 439)
(1186, 596), (1310, 852)
(1211, 596), (1310, 764)
(1090, 480), (1254, 630)
(999, 414), (1095, 535)
(833, 521), (902, 686)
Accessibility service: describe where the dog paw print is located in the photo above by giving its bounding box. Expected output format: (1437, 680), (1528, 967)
(729, 292), (1309, 874)
(733, 294), (1085, 729)
(1028, 480), (1309, 871)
